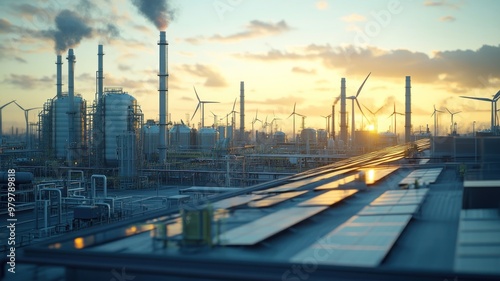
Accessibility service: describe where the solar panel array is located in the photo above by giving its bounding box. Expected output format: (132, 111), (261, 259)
(291, 214), (413, 267)
(218, 206), (327, 246)
(298, 189), (358, 207)
(291, 188), (430, 267)
(399, 168), (442, 187)
(360, 167), (399, 185)
(314, 174), (358, 190)
(454, 209), (500, 274)
(248, 191), (307, 208)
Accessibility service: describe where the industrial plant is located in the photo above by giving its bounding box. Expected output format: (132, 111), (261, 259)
(1, 14), (500, 281)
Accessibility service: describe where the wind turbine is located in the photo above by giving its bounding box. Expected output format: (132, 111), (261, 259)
(445, 108), (461, 135)
(0, 100), (16, 145)
(431, 105), (444, 136)
(288, 102), (304, 143)
(191, 86), (219, 128)
(251, 110), (262, 142)
(363, 104), (385, 132)
(388, 103), (404, 136)
(14, 101), (42, 150)
(460, 90), (500, 132)
(270, 112), (281, 136)
(346, 72), (371, 142)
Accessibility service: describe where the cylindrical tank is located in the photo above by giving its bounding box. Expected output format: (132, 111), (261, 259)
(169, 123), (191, 148)
(118, 132), (136, 177)
(52, 94), (86, 160)
(217, 126), (226, 140)
(197, 128), (218, 150)
(317, 129), (327, 145)
(301, 128), (317, 145)
(103, 91), (138, 166)
(142, 119), (159, 160)
(226, 125), (233, 140)
(274, 131), (286, 143)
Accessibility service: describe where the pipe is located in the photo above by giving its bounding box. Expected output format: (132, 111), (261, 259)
(158, 31), (168, 164)
(38, 186), (63, 227)
(91, 174), (107, 199)
(340, 78), (347, 144)
(95, 202), (111, 219)
(67, 49), (76, 166)
(56, 55), (63, 98)
(405, 76), (411, 143)
(240, 81), (245, 142)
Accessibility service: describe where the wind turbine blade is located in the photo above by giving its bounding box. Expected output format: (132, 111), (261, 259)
(493, 90), (500, 102)
(460, 96), (492, 102)
(362, 104), (375, 115)
(193, 86), (201, 102)
(1, 100), (16, 109)
(191, 103), (200, 120)
(14, 101), (25, 111)
(355, 72), (371, 98)
(232, 98), (237, 111)
(374, 105), (384, 115)
(355, 99), (368, 121)
(445, 108), (452, 115)
(293, 102), (296, 114)
(204, 101), (219, 104)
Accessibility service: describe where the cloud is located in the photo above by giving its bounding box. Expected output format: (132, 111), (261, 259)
(184, 20), (291, 44)
(0, 19), (14, 33)
(440, 15), (456, 22)
(424, 0), (463, 9)
(341, 13), (367, 23)
(292, 67), (316, 75)
(180, 64), (228, 87)
(236, 44), (500, 91)
(3, 74), (54, 89)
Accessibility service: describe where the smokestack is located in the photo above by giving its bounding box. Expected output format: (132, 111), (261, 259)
(158, 31), (168, 164)
(340, 78), (347, 144)
(97, 45), (104, 100)
(67, 49), (76, 166)
(56, 55), (63, 98)
(240, 81), (245, 142)
(405, 76), (411, 143)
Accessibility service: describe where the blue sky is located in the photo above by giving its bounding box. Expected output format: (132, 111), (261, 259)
(1, 0), (500, 137)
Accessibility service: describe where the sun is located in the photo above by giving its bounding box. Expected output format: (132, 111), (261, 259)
(368, 124), (375, 131)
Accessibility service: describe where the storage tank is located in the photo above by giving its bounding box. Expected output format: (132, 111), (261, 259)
(169, 123), (191, 149)
(274, 131), (286, 143)
(217, 126), (226, 140)
(52, 94), (86, 160)
(197, 128), (218, 150)
(142, 119), (159, 161)
(301, 128), (317, 145)
(103, 89), (139, 166)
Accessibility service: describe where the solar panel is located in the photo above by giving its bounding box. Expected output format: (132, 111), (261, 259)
(455, 209), (500, 274)
(290, 214), (412, 267)
(298, 189), (358, 207)
(219, 206), (327, 246)
(314, 174), (358, 190)
(248, 191), (308, 208)
(358, 204), (420, 216)
(359, 167), (399, 185)
(211, 194), (266, 210)
(399, 168), (443, 186)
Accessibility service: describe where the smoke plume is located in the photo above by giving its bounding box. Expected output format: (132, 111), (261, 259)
(131, 0), (175, 30)
(52, 10), (92, 54)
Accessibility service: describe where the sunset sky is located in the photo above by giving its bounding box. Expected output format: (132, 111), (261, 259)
(1, 0), (500, 139)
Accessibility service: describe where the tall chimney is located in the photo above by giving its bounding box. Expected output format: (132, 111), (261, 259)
(158, 31), (168, 164)
(97, 45), (104, 100)
(340, 78), (347, 144)
(405, 76), (411, 143)
(240, 81), (245, 142)
(331, 104), (335, 139)
(67, 49), (76, 166)
(56, 55), (63, 98)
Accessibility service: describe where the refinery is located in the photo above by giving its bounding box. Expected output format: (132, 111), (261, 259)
(1, 1), (500, 281)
